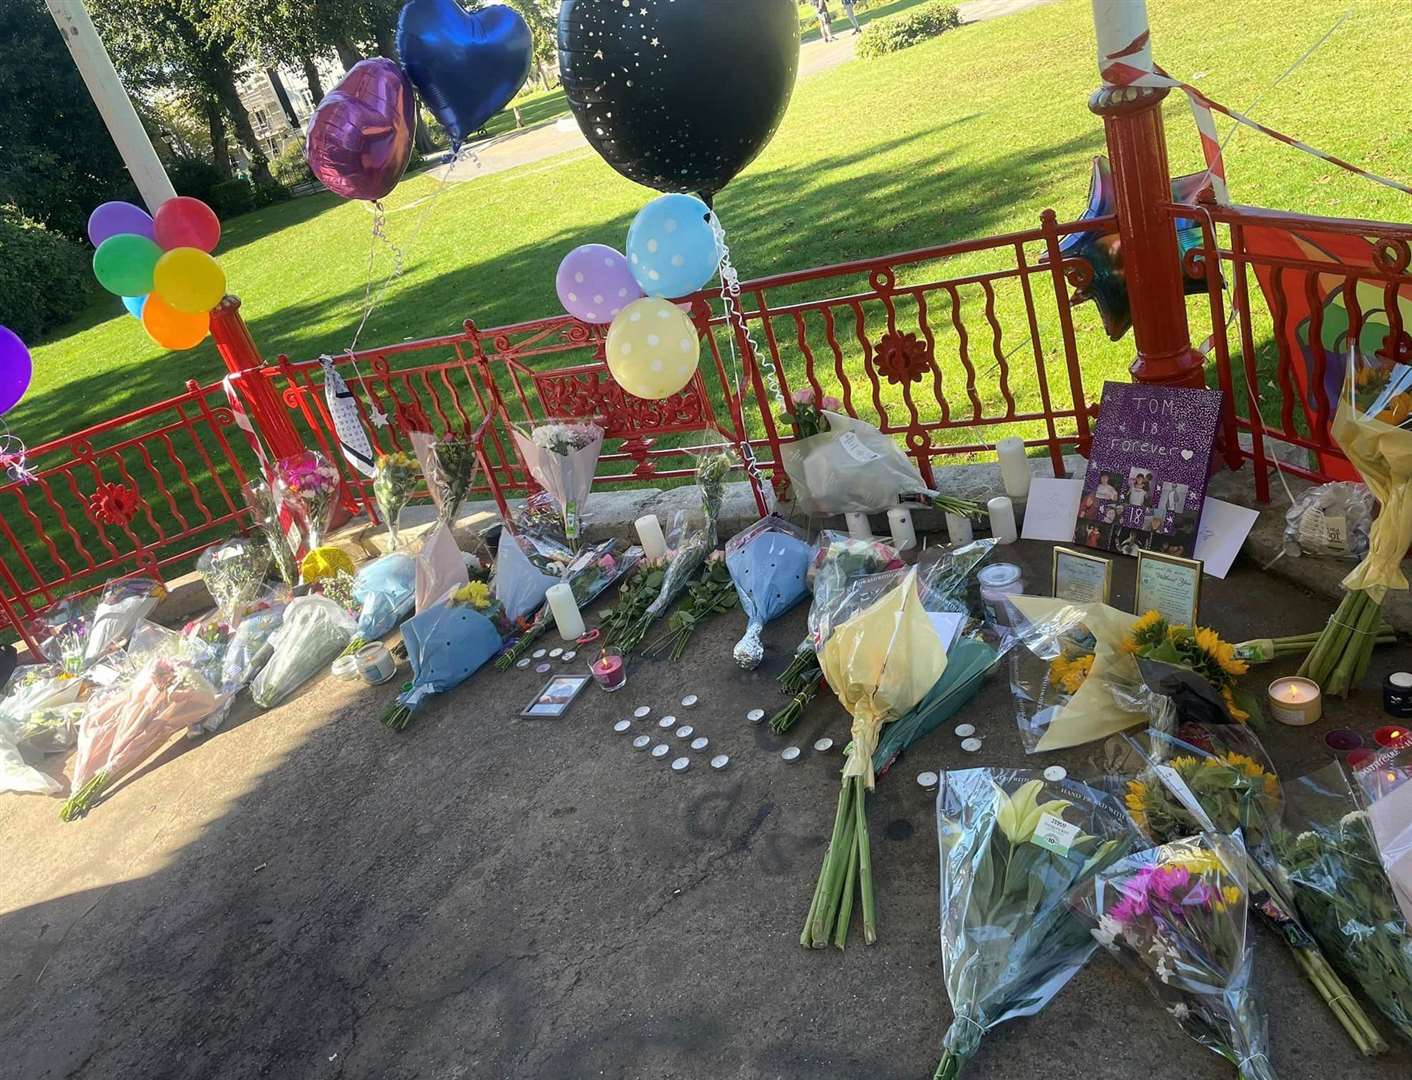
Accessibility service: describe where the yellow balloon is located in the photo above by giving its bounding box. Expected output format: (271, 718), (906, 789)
(142, 292), (209, 350)
(152, 246), (227, 314)
(605, 298), (701, 400)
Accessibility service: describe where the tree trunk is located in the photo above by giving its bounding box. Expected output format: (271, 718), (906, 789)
(302, 56), (325, 105)
(211, 72), (272, 184)
(205, 99), (233, 179)
(335, 37), (362, 69)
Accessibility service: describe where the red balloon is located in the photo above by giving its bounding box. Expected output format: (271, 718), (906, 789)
(154, 197), (221, 253)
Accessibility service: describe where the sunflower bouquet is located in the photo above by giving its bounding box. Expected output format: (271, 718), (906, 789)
(1122, 612), (1262, 726)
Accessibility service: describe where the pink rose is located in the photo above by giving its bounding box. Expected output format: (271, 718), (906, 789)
(821, 395), (843, 412)
(791, 388), (816, 406)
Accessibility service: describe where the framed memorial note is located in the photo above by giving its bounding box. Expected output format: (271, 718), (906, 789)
(1136, 550), (1203, 626)
(1052, 547), (1112, 604)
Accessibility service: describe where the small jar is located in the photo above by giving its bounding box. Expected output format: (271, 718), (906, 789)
(590, 649), (627, 693)
(977, 563), (1023, 625)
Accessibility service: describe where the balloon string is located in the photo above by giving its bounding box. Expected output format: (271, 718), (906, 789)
(0, 417), (35, 485)
(709, 213), (780, 509)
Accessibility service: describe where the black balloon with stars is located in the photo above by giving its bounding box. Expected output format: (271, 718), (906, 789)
(558, 0), (800, 201)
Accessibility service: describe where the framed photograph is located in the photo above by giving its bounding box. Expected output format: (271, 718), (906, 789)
(1052, 547), (1112, 604)
(520, 674), (591, 718)
(1135, 550), (1204, 626)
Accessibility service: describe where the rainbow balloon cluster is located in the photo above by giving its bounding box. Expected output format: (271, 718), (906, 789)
(556, 194), (720, 402)
(89, 197), (225, 351)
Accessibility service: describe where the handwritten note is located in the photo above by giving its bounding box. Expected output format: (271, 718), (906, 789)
(1136, 552), (1203, 625)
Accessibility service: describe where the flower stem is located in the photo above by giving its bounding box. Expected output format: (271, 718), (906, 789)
(854, 774), (877, 945)
(833, 829), (860, 951)
(60, 772), (110, 821)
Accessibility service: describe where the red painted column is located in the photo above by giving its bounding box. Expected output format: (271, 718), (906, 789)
(209, 295), (305, 461)
(1089, 83), (1206, 388)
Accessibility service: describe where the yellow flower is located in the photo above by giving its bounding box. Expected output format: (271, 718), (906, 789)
(452, 580), (492, 610)
(301, 545), (355, 583)
(1123, 610), (1169, 653)
(1194, 626), (1249, 677)
(1124, 780), (1151, 834)
(1215, 884), (1245, 912)
(1220, 685), (1250, 723)
(1049, 653), (1094, 695)
(377, 451), (419, 470)
(994, 780), (1075, 845)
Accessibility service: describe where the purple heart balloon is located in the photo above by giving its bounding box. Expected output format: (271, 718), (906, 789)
(306, 58), (417, 202)
(88, 201), (155, 248)
(556, 245), (645, 324)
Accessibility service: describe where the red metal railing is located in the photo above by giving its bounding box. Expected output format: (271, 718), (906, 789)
(0, 379), (254, 649)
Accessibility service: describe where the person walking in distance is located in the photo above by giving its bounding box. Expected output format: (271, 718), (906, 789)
(841, 0), (862, 34)
(815, 0), (834, 42)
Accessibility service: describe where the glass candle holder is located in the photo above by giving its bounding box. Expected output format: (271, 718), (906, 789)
(590, 649), (627, 693)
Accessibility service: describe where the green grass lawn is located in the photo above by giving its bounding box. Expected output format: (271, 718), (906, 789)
(20, 0), (1412, 454)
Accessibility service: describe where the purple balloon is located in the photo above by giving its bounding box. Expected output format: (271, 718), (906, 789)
(87, 201), (155, 248)
(556, 245), (645, 325)
(0, 326), (33, 415)
(306, 58), (417, 201)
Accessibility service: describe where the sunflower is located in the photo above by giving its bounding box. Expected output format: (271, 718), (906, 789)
(1124, 610), (1170, 653)
(1124, 779), (1152, 834)
(1049, 653), (1094, 695)
(1216, 752), (1281, 801)
(1194, 626), (1249, 678)
(1220, 685), (1250, 723)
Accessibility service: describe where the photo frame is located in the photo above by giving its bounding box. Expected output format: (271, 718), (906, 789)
(1052, 547), (1113, 604)
(520, 674), (592, 718)
(1135, 550), (1204, 626)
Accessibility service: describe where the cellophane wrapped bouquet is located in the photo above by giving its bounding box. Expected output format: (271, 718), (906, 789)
(510, 421), (603, 544)
(1074, 833), (1277, 1080)
(197, 537), (271, 622)
(694, 436), (736, 549)
(341, 552), (417, 654)
(373, 450), (420, 550)
(84, 576), (166, 665)
(382, 583), (503, 731)
(1352, 743), (1412, 924)
(931, 770), (1139, 1079)
(606, 511), (710, 654)
(32, 595), (95, 674)
(1258, 763), (1412, 1046)
(724, 515), (812, 670)
(427, 429), (481, 528)
(62, 627), (222, 819)
(0, 663), (86, 760)
(273, 450), (341, 557)
(242, 477), (300, 586)
(491, 525), (560, 630)
(1118, 725), (1385, 1053)
(250, 595), (355, 709)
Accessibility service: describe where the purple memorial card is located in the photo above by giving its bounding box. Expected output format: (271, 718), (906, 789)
(1075, 381), (1224, 558)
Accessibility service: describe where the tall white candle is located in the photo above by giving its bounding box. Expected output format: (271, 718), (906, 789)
(996, 437), (1031, 499)
(844, 512), (871, 540)
(635, 514), (668, 561)
(988, 496), (1018, 545)
(887, 507), (917, 552)
(945, 512), (974, 546)
(546, 582), (586, 641)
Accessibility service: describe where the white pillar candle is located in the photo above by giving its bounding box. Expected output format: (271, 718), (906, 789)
(844, 512), (871, 540)
(546, 582), (586, 642)
(635, 514), (668, 561)
(887, 507), (917, 552)
(996, 437), (1031, 500)
(945, 512), (974, 546)
(987, 496), (1018, 545)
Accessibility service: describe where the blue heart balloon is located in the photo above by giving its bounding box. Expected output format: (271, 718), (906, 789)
(396, 0), (533, 150)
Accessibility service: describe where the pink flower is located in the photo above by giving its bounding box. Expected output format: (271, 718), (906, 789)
(791, 388), (816, 406)
(821, 395), (843, 412)
(1148, 866), (1191, 905)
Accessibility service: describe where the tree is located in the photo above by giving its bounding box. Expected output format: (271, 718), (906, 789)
(0, 0), (139, 239)
(210, 0), (366, 100)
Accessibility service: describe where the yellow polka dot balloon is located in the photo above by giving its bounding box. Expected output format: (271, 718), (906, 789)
(605, 298), (701, 400)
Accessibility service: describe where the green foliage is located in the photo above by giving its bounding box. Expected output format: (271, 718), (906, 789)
(855, 1), (960, 58)
(210, 179), (257, 218)
(0, 206), (93, 344)
(271, 140), (315, 188)
(167, 156), (227, 204)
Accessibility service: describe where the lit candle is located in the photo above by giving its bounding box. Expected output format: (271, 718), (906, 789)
(945, 512), (974, 546)
(996, 437), (1032, 499)
(545, 583), (586, 641)
(635, 514), (668, 561)
(590, 650), (626, 693)
(844, 512), (872, 540)
(1268, 676), (1322, 726)
(887, 507), (916, 552)
(987, 496), (1017, 545)
(1374, 725), (1412, 748)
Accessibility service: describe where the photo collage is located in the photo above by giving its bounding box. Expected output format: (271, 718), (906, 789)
(1075, 467), (1200, 557)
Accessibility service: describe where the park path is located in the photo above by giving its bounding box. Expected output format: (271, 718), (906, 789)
(428, 0), (1057, 186)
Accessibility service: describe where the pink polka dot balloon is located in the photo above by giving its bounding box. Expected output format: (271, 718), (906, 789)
(556, 244), (644, 325)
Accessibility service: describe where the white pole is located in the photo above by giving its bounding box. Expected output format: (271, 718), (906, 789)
(1091, 0), (1154, 85)
(46, 0), (176, 213)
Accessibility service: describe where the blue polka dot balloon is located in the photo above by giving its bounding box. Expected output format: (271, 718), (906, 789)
(626, 194), (719, 299)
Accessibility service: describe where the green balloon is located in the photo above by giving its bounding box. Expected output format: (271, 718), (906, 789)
(93, 233), (161, 296)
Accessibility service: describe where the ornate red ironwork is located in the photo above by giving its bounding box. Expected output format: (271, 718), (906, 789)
(533, 367), (711, 433)
(85, 482), (141, 526)
(873, 331), (931, 385)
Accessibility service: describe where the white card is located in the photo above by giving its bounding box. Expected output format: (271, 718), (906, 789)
(1031, 812), (1082, 856)
(1192, 497), (1260, 580)
(1020, 477), (1085, 542)
(927, 611), (967, 652)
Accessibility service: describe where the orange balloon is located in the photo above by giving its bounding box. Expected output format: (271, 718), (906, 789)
(142, 293), (209, 350)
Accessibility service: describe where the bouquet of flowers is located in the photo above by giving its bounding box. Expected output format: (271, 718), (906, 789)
(1121, 726), (1385, 1053)
(273, 450), (341, 556)
(1075, 833), (1277, 1080)
(499, 541), (642, 669)
(1123, 612), (1262, 725)
(510, 421), (604, 544)
(427, 430), (482, 528)
(0, 663), (86, 752)
(779, 387), (840, 440)
(601, 557), (667, 651)
(1007, 597), (1148, 753)
(197, 537), (270, 621)
(642, 552), (737, 661)
(724, 515), (812, 669)
(415, 523), (470, 613)
(250, 595), (355, 709)
(84, 576), (166, 664)
(62, 652), (221, 819)
(210, 600), (288, 729)
(373, 450), (420, 550)
(803, 568), (949, 947)
(491, 526), (559, 627)
(1, 733), (63, 796)
(32, 596), (94, 675)
(341, 552), (417, 655)
(242, 477), (299, 586)
(1352, 744), (1412, 924)
(608, 512), (709, 654)
(382, 587), (502, 731)
(931, 770), (1139, 1078)
(12, 702), (87, 755)
(1299, 353), (1412, 696)
(694, 437), (736, 549)
(1259, 763), (1412, 1045)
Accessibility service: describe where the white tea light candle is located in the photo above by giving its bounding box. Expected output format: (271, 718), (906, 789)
(635, 514), (668, 561)
(1268, 676), (1322, 726)
(887, 507), (917, 552)
(844, 512), (872, 540)
(987, 496), (1018, 545)
(546, 583), (586, 641)
(996, 437), (1031, 499)
(945, 512), (974, 546)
